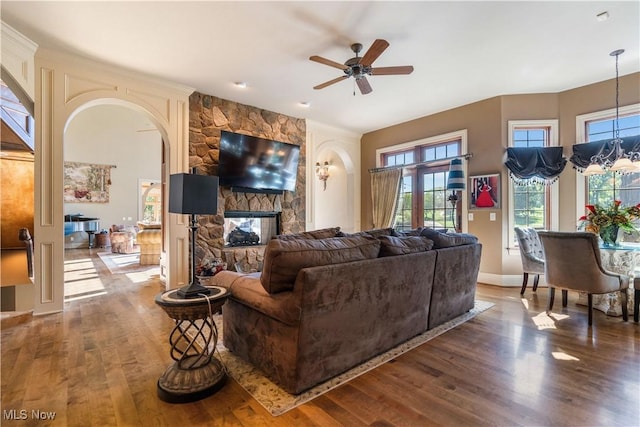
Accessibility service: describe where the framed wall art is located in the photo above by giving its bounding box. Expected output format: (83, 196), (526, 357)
(469, 173), (500, 209)
(64, 161), (115, 203)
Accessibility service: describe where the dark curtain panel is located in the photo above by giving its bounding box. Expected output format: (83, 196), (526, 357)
(570, 135), (640, 172)
(504, 146), (567, 185)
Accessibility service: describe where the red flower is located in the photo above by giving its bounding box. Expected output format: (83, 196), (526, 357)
(614, 200), (622, 207)
(586, 205), (596, 214)
(579, 215), (587, 221)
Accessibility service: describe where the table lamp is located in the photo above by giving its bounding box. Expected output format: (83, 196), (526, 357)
(169, 170), (219, 298)
(446, 158), (465, 232)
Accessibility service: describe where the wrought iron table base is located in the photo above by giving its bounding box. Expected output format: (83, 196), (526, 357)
(155, 286), (228, 403)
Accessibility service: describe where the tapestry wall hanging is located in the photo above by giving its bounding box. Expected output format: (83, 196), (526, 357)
(64, 162), (115, 203)
(469, 174), (500, 209)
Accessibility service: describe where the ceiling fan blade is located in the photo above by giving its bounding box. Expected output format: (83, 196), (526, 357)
(360, 39), (389, 66)
(309, 55), (348, 71)
(371, 66), (414, 75)
(356, 77), (372, 95)
(314, 75), (348, 90)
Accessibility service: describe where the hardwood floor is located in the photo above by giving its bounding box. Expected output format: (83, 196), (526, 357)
(2, 249), (639, 426)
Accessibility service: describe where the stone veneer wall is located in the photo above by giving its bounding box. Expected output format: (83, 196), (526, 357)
(189, 92), (306, 270)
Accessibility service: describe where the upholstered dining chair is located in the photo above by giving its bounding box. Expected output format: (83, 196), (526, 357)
(514, 227), (545, 295)
(538, 231), (629, 326)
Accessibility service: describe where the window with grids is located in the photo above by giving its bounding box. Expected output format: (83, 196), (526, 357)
(585, 114), (640, 207)
(507, 120), (558, 247)
(512, 128), (548, 231)
(382, 140), (461, 231)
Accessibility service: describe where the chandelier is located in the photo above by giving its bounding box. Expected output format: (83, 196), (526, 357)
(583, 49), (640, 175)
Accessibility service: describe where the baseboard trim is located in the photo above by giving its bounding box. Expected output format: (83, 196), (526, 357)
(478, 273), (548, 288)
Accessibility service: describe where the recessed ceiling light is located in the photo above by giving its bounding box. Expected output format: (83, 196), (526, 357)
(299, 101), (310, 108)
(596, 11), (609, 21)
(234, 81), (247, 88)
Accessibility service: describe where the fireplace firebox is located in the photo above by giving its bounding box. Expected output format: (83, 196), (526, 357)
(223, 211), (280, 247)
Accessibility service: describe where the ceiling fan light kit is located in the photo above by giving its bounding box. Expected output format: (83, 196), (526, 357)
(310, 39), (414, 95)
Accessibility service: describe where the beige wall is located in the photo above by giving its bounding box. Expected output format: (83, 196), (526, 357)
(307, 120), (362, 234)
(361, 72), (640, 281)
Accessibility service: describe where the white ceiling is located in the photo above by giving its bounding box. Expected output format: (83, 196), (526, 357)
(2, 1), (639, 135)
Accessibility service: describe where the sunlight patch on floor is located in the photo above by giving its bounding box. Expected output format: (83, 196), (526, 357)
(531, 311), (570, 330)
(64, 257), (106, 299)
(552, 350), (580, 361)
(126, 269), (160, 283)
(108, 253), (140, 268)
(65, 291), (108, 302)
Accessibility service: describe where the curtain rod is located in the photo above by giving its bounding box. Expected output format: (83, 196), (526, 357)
(368, 153), (473, 173)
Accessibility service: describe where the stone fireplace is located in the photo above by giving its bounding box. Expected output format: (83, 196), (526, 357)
(223, 211), (280, 247)
(189, 93), (306, 273)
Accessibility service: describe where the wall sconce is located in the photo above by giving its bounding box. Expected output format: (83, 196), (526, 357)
(315, 161), (330, 190)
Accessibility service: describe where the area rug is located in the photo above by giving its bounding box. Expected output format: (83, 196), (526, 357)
(213, 300), (494, 416)
(97, 250), (156, 274)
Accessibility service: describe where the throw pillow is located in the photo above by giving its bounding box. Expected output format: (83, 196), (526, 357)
(260, 235), (381, 293)
(420, 227), (478, 248)
(391, 227), (423, 236)
(275, 226), (341, 241)
(338, 228), (395, 239)
(378, 235), (434, 256)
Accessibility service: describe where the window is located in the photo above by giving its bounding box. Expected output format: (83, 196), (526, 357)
(420, 167), (452, 230)
(378, 131), (467, 232)
(396, 174), (413, 231)
(508, 120), (559, 246)
(575, 105), (640, 221)
(585, 114), (640, 206)
(140, 181), (162, 223)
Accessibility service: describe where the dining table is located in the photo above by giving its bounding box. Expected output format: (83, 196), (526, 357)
(577, 242), (640, 317)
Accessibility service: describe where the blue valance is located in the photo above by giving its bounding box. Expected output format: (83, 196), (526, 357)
(570, 135), (640, 172)
(504, 146), (567, 185)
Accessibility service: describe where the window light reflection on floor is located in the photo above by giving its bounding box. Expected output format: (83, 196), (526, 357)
(552, 350), (580, 361)
(531, 311), (570, 330)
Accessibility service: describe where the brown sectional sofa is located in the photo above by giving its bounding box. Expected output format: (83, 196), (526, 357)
(212, 227), (482, 394)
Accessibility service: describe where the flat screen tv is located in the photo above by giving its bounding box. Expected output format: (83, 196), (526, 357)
(218, 130), (300, 193)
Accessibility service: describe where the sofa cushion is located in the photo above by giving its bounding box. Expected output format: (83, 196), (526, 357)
(378, 235), (434, 256)
(420, 228), (478, 248)
(213, 271), (301, 325)
(338, 228), (395, 239)
(137, 221), (161, 230)
(393, 227), (448, 236)
(260, 235), (381, 294)
(275, 227), (341, 241)
(392, 227), (422, 236)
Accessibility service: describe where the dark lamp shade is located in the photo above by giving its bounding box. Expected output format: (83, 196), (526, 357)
(446, 158), (465, 191)
(169, 173), (219, 215)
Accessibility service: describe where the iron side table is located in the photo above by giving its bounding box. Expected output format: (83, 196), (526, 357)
(155, 285), (229, 403)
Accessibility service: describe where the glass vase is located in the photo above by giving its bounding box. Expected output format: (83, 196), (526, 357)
(599, 224), (619, 247)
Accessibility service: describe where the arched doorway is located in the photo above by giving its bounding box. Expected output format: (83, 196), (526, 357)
(62, 104), (163, 300)
(33, 48), (193, 314)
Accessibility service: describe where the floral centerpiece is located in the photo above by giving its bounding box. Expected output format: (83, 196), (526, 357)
(578, 200), (640, 246)
(196, 257), (227, 285)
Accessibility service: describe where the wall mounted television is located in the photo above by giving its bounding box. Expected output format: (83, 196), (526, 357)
(218, 130), (300, 194)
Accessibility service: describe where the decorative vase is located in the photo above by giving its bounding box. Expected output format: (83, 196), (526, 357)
(599, 224), (619, 247)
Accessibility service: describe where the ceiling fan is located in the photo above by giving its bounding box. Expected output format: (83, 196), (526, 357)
(310, 39), (414, 95)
